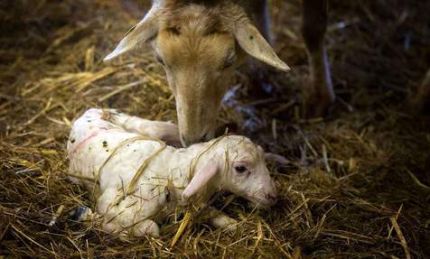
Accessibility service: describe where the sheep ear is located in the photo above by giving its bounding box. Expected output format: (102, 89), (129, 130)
(104, 5), (160, 61)
(234, 22), (290, 72)
(182, 161), (219, 200)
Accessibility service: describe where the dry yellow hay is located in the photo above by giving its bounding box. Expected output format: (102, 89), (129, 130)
(1, 0), (430, 257)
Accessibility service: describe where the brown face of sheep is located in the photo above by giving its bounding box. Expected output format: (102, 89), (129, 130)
(104, 3), (289, 147)
(154, 24), (237, 146)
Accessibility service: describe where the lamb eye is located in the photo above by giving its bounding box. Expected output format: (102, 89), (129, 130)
(234, 165), (247, 174)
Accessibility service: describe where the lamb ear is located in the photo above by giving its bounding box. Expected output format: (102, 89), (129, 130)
(265, 152), (290, 166)
(104, 5), (160, 61)
(182, 160), (219, 200)
(234, 22), (290, 72)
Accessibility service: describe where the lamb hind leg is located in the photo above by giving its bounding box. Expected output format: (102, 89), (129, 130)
(302, 0), (335, 117)
(129, 219), (160, 237)
(97, 188), (161, 237)
(105, 110), (180, 145)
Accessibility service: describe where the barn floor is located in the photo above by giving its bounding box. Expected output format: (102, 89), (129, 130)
(1, 0), (430, 257)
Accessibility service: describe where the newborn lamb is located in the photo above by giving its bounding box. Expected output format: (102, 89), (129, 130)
(67, 108), (277, 237)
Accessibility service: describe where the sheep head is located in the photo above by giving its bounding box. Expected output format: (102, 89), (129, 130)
(182, 136), (277, 208)
(104, 1), (289, 147)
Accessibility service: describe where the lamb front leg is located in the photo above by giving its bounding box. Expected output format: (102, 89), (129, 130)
(104, 110), (180, 146)
(207, 207), (238, 232)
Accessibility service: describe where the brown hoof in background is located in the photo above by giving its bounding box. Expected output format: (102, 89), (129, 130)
(302, 79), (336, 118)
(409, 96), (430, 115)
(409, 69), (430, 114)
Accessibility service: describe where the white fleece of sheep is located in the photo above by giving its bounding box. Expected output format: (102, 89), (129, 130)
(67, 109), (191, 236)
(67, 108), (277, 237)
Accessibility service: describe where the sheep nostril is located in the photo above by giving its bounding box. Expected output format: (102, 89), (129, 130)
(202, 131), (214, 141)
(181, 132), (214, 147)
(180, 134), (207, 147)
(197, 135), (206, 143)
(198, 132), (212, 143)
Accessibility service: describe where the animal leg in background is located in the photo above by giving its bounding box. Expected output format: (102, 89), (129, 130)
(302, 0), (335, 117)
(411, 69), (430, 113)
(250, 0), (271, 43)
(246, 0), (275, 94)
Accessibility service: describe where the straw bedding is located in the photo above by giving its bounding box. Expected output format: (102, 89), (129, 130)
(1, 0), (429, 257)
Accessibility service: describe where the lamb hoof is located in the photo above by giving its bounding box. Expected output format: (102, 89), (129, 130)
(133, 220), (160, 237)
(211, 215), (238, 232)
(223, 222), (238, 233)
(69, 206), (93, 221)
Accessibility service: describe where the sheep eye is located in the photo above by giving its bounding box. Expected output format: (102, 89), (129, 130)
(156, 55), (165, 65)
(222, 51), (236, 70)
(234, 165), (247, 174)
(167, 26), (181, 35)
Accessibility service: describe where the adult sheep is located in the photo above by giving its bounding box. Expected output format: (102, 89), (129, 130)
(105, 0), (333, 146)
